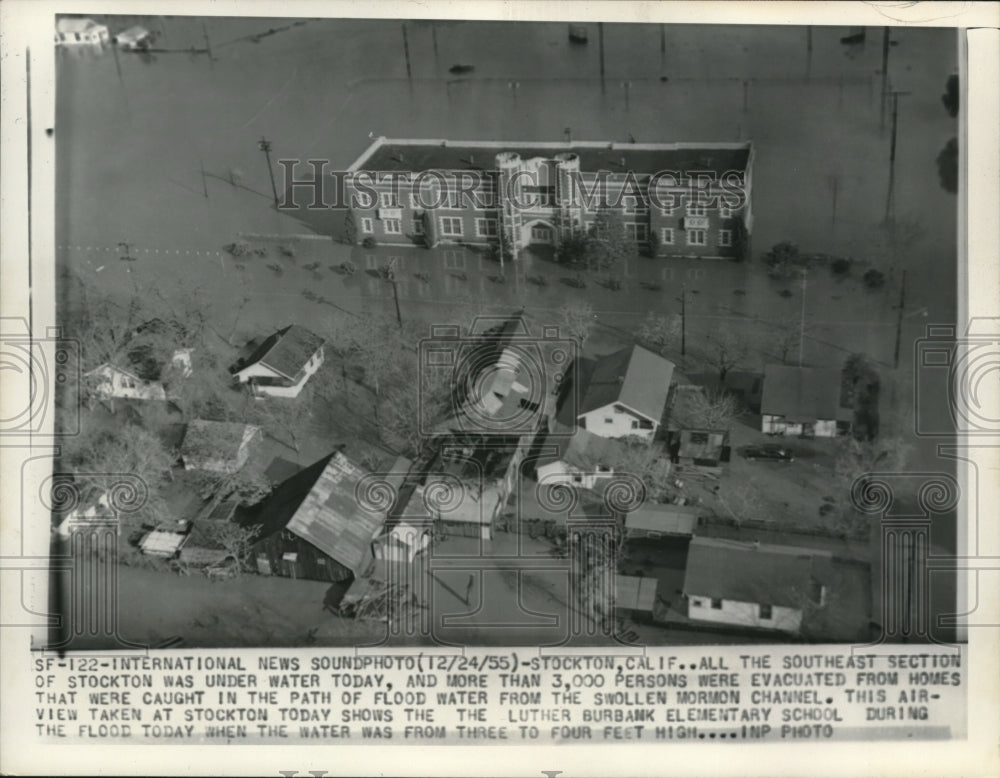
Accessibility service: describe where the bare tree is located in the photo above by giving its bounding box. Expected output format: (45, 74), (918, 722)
(635, 311), (682, 357)
(704, 328), (749, 382)
(557, 300), (597, 347)
(686, 389), (740, 430)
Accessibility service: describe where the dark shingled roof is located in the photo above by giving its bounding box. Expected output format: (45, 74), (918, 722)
(357, 140), (751, 178)
(683, 537), (825, 609)
(761, 365), (851, 423)
(578, 345), (674, 423)
(233, 325), (324, 381)
(242, 450), (384, 575)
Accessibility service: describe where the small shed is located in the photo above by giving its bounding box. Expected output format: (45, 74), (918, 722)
(180, 420), (261, 474)
(623, 503), (702, 539)
(615, 575), (657, 614)
(116, 26), (152, 50)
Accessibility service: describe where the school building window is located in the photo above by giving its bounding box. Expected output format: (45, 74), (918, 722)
(687, 229), (707, 246)
(440, 217), (463, 237)
(624, 222), (648, 242)
(711, 598), (723, 610)
(361, 217), (374, 234)
(379, 191), (396, 208)
(718, 229), (733, 247)
(383, 219), (402, 235)
(759, 604), (773, 620)
(687, 203), (707, 217)
(446, 189), (463, 209)
(476, 218), (498, 238)
(660, 228), (674, 245)
(719, 205), (733, 218)
(409, 193), (423, 209)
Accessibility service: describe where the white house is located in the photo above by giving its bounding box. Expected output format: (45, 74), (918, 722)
(115, 25), (152, 50)
(683, 536), (829, 634)
(576, 345), (674, 442)
(534, 425), (621, 491)
(230, 325), (325, 398)
(86, 349), (192, 402)
(760, 364), (852, 438)
(180, 420), (261, 474)
(55, 18), (110, 45)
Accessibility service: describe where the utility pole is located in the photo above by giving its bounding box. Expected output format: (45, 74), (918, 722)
(677, 284), (687, 357)
(202, 22), (213, 62)
(893, 269), (907, 370)
(660, 24), (666, 63)
(383, 258), (403, 328)
(882, 33), (892, 114)
(401, 24), (412, 79)
(598, 23), (605, 85)
(258, 137), (279, 207)
(806, 26), (813, 77)
(798, 269), (807, 366)
(883, 89), (910, 225)
(622, 81), (631, 111)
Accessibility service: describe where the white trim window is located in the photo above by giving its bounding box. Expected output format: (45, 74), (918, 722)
(660, 227), (674, 245)
(361, 217), (374, 234)
(446, 189), (463, 209)
(687, 229), (707, 246)
(719, 205), (733, 219)
(379, 191), (396, 208)
(659, 194), (679, 216)
(383, 218), (402, 235)
(440, 216), (463, 237)
(476, 218), (498, 238)
(718, 229), (733, 247)
(687, 203), (708, 217)
(409, 193), (423, 210)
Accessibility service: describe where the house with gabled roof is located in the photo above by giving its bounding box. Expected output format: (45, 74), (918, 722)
(534, 423), (626, 490)
(180, 420), (261, 474)
(760, 364), (852, 438)
(575, 345), (674, 442)
(230, 325), (325, 398)
(243, 450), (387, 582)
(683, 536), (830, 633)
(55, 17), (110, 45)
(85, 318), (193, 403)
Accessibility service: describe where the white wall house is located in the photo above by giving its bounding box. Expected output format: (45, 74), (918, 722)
(683, 537), (829, 635)
(535, 459), (612, 492)
(575, 345), (674, 443)
(55, 18), (110, 45)
(86, 349), (192, 402)
(231, 325), (325, 399)
(760, 364), (852, 439)
(374, 522), (432, 563)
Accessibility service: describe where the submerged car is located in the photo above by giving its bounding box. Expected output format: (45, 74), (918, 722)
(743, 444), (795, 462)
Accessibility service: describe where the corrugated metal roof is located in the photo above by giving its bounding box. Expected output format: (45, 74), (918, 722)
(285, 452), (385, 575)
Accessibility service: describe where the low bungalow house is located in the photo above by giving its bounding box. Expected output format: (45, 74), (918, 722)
(682, 536), (830, 634)
(622, 503), (703, 539)
(84, 318), (193, 403)
(575, 345), (674, 442)
(534, 424), (626, 491)
(230, 325), (325, 399)
(760, 364), (852, 438)
(55, 18), (110, 45)
(180, 420), (261, 474)
(244, 450), (387, 582)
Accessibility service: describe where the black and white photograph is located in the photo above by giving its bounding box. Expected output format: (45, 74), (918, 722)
(44, 9), (964, 650)
(1, 1), (998, 774)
